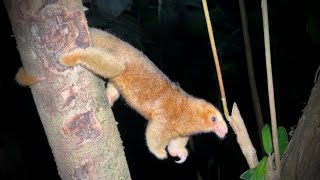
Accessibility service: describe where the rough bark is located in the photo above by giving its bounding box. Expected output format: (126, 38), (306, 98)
(4, 0), (131, 179)
(281, 78), (320, 180)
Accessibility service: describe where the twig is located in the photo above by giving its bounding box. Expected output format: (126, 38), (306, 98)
(201, 0), (258, 168)
(231, 103), (258, 168)
(261, 0), (281, 176)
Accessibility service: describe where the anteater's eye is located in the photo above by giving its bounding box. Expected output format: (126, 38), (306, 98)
(211, 117), (216, 122)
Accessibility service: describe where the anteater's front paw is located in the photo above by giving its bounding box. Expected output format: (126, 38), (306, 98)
(168, 146), (188, 164)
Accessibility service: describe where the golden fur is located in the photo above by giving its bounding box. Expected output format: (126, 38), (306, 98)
(60, 28), (228, 162)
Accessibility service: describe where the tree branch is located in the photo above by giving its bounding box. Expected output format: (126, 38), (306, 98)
(4, 0), (131, 179)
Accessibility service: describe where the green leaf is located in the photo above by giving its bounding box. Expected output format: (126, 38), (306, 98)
(240, 167), (256, 180)
(251, 156), (267, 180)
(278, 126), (289, 156)
(262, 124), (273, 155)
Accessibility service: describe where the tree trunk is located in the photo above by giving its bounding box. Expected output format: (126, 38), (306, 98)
(4, 0), (131, 179)
(281, 78), (320, 180)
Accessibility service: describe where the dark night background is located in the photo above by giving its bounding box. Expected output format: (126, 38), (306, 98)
(1, 0), (319, 180)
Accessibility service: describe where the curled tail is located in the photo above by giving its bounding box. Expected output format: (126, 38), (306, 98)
(59, 47), (125, 79)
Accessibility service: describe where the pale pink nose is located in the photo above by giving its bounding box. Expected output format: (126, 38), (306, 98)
(214, 124), (228, 138)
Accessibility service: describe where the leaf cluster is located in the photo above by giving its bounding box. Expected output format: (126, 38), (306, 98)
(240, 124), (288, 180)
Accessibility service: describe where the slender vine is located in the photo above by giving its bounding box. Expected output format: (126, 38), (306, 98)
(201, 0), (230, 121)
(261, 0), (281, 177)
(201, 0), (258, 168)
